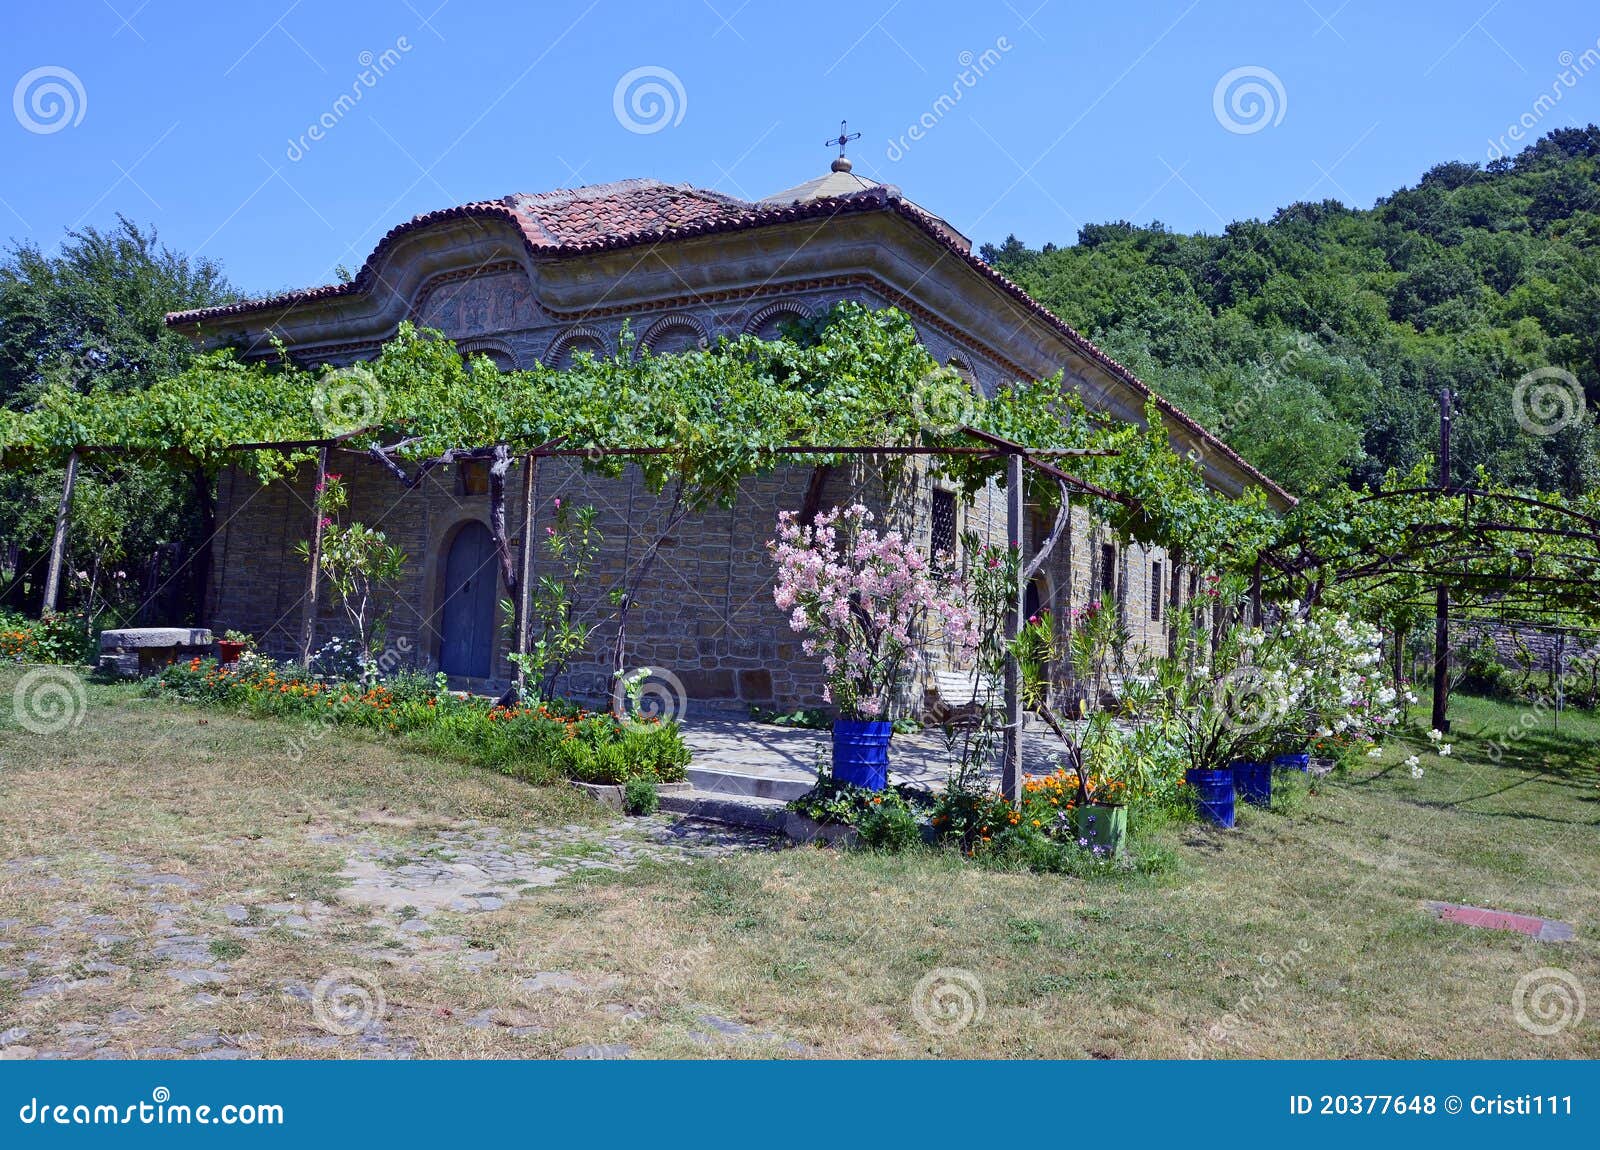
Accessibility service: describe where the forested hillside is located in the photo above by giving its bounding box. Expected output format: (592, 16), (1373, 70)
(982, 126), (1600, 497)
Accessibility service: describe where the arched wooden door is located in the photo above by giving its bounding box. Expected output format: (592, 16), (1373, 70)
(439, 521), (496, 678)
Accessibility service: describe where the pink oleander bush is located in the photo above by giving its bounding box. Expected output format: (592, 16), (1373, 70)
(770, 503), (977, 720)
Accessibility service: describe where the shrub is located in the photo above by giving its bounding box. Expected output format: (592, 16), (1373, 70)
(149, 657), (689, 786)
(0, 610), (97, 665)
(623, 777), (659, 816)
(790, 773), (928, 852)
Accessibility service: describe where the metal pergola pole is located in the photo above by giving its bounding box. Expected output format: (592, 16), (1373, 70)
(1002, 450), (1025, 805)
(298, 447), (328, 668)
(1431, 388), (1453, 733)
(514, 453), (537, 696)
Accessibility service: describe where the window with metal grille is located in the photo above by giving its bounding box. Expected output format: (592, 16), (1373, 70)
(458, 460), (490, 497)
(1150, 561), (1163, 621)
(1099, 543), (1116, 596)
(930, 489), (958, 567)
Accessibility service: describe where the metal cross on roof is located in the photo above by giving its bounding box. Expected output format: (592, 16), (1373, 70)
(825, 120), (861, 157)
(825, 120), (861, 172)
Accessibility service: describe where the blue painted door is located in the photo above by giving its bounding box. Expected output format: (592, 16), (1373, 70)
(440, 521), (495, 678)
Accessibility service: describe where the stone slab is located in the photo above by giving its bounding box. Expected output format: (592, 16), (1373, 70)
(782, 812), (859, 848)
(1425, 901), (1575, 941)
(99, 628), (213, 650)
(657, 791), (789, 832)
(97, 628), (214, 679)
(569, 780), (694, 813)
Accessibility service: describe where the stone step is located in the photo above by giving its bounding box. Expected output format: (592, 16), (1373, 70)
(686, 765), (816, 803)
(658, 789), (791, 833)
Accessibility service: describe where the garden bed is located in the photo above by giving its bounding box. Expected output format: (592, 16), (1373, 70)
(149, 657), (690, 787)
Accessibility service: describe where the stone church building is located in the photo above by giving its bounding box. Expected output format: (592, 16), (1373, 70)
(168, 155), (1291, 711)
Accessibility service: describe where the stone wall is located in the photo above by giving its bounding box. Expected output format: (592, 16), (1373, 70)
(208, 451), (1182, 714)
(1462, 622), (1600, 674)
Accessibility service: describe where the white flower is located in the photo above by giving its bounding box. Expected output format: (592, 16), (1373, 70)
(1366, 747), (1383, 759)
(1427, 728), (1443, 743)
(1403, 754), (1420, 771)
(1410, 763), (1424, 779)
(1439, 744), (1452, 757)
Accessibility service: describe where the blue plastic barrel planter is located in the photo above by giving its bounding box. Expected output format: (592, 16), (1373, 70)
(1186, 767), (1235, 827)
(1272, 753), (1311, 772)
(831, 719), (892, 791)
(1233, 760), (1271, 807)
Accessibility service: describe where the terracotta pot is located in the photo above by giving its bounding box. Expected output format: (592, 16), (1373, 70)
(217, 640), (246, 665)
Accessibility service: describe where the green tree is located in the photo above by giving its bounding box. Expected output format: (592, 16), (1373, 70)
(0, 216), (236, 618)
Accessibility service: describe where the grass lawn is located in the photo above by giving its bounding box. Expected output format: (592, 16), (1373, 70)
(1, 667), (1595, 1059)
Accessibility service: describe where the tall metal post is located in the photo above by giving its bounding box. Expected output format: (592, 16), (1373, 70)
(514, 453), (538, 696)
(1431, 389), (1453, 733)
(299, 447), (329, 668)
(1002, 451), (1025, 805)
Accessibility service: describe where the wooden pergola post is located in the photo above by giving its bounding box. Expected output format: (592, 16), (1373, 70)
(41, 450), (79, 616)
(514, 452), (538, 696)
(299, 447), (328, 668)
(1001, 449), (1025, 805)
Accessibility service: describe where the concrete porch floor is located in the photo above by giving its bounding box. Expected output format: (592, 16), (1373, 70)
(678, 716), (1072, 798)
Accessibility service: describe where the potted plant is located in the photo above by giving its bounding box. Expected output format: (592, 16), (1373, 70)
(770, 504), (976, 790)
(1069, 713), (1133, 854)
(217, 629), (254, 665)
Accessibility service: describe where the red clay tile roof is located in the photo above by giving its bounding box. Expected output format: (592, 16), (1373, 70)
(506, 179), (752, 246)
(164, 179), (1292, 504)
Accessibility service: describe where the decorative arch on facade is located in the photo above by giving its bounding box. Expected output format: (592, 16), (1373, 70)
(542, 325), (608, 368)
(457, 338), (518, 372)
(637, 313), (710, 357)
(742, 300), (813, 341)
(945, 354), (980, 391)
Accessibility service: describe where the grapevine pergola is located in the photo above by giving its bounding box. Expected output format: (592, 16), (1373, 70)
(8, 306), (1268, 799)
(1259, 389), (1600, 730)
(7, 307), (1591, 778)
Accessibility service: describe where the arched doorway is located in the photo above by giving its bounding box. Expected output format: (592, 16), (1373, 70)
(439, 521), (496, 678)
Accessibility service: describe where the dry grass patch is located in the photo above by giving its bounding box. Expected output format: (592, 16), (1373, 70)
(1, 670), (1596, 1059)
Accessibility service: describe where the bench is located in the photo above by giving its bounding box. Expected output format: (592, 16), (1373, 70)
(97, 628), (213, 678)
(922, 670), (1002, 725)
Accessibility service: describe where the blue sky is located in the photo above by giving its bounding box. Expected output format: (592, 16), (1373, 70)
(4, 0), (1599, 295)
